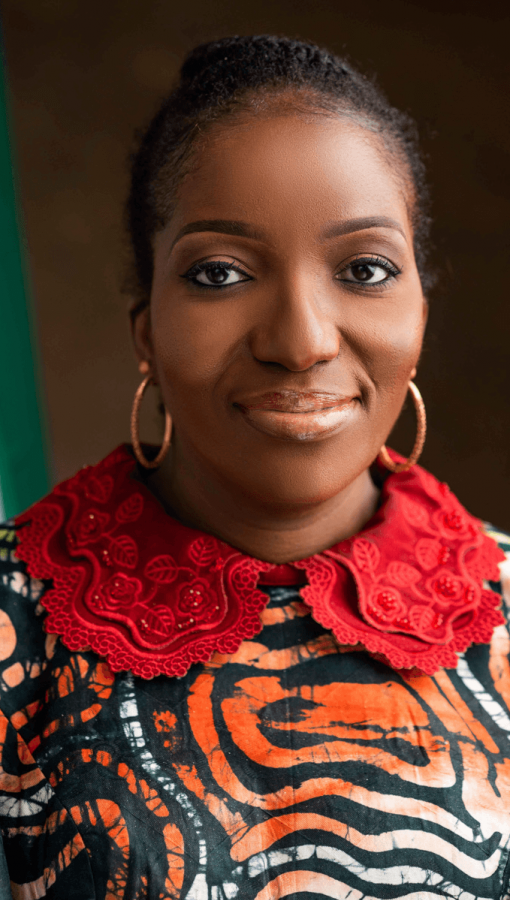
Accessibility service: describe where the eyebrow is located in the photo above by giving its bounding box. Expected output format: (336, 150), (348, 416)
(170, 214), (406, 251)
(320, 216), (406, 240)
(170, 219), (266, 250)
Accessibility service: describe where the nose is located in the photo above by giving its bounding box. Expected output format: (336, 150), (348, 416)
(249, 274), (341, 371)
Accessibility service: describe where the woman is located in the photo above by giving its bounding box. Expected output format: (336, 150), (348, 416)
(1, 34), (510, 900)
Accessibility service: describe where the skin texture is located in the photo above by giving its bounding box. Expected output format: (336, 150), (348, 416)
(133, 109), (427, 563)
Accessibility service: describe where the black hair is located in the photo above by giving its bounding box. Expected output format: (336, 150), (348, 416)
(126, 34), (434, 313)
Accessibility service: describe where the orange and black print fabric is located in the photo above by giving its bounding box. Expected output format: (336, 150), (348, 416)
(1, 523), (510, 899)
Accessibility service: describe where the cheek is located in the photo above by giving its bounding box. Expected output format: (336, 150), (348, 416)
(150, 297), (241, 392)
(348, 301), (424, 388)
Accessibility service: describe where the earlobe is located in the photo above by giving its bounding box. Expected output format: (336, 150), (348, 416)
(131, 304), (154, 368)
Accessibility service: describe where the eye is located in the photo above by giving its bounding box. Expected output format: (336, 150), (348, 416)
(338, 256), (400, 286)
(182, 260), (252, 289)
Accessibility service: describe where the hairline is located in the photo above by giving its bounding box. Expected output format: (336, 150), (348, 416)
(154, 85), (416, 237)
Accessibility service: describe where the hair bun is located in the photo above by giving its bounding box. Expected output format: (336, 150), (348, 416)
(180, 36), (247, 83)
(179, 35), (304, 84)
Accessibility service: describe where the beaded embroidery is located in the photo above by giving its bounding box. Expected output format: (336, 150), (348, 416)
(15, 445), (505, 678)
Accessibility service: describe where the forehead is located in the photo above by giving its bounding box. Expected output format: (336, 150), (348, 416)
(170, 113), (412, 241)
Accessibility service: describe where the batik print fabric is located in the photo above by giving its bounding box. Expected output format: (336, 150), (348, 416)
(1, 524), (510, 900)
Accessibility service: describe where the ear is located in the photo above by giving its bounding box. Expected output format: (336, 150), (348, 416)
(131, 304), (154, 370)
(421, 295), (429, 331)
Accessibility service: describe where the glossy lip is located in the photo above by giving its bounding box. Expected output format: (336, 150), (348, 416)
(234, 390), (359, 441)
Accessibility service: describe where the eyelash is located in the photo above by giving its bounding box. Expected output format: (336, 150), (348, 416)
(181, 260), (251, 290)
(339, 255), (402, 289)
(181, 255), (402, 290)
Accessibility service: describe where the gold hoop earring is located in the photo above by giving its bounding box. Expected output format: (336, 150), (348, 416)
(379, 381), (426, 474)
(130, 374), (172, 470)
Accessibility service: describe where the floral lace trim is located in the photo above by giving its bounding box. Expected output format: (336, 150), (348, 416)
(15, 445), (505, 678)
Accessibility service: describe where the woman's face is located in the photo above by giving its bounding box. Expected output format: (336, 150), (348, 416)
(136, 111), (427, 507)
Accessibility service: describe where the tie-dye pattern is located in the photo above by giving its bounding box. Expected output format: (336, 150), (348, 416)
(1, 523), (510, 900)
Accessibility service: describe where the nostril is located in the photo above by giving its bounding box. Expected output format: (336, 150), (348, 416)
(256, 359), (288, 369)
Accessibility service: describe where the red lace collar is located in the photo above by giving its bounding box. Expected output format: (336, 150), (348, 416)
(15, 445), (504, 679)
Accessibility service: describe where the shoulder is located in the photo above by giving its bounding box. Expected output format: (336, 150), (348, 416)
(0, 522), (50, 710)
(484, 523), (510, 606)
(485, 523), (510, 554)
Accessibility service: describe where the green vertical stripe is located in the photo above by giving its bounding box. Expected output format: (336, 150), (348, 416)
(0, 48), (49, 518)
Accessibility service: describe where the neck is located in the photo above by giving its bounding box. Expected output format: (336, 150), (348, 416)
(147, 441), (380, 564)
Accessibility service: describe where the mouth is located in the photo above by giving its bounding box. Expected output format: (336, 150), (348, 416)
(234, 391), (359, 441)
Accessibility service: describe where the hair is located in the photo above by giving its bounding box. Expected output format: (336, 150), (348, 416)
(126, 34), (434, 314)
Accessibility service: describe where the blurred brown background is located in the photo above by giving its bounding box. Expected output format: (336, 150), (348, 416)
(2, 0), (509, 528)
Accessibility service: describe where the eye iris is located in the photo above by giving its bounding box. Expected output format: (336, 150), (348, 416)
(207, 266), (230, 284)
(352, 263), (377, 282)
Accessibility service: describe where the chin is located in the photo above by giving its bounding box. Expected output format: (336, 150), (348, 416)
(230, 447), (371, 510)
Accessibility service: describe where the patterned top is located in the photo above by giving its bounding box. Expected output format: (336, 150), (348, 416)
(1, 523), (510, 900)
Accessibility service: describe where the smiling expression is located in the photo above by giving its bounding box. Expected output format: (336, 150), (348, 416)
(135, 109), (427, 509)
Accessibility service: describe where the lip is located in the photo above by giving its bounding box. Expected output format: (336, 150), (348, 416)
(234, 391), (359, 441)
